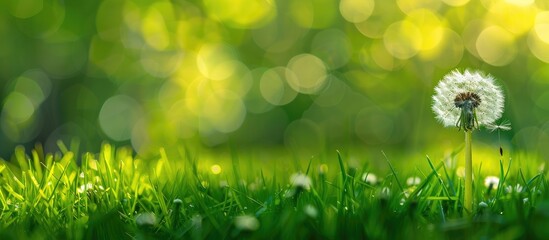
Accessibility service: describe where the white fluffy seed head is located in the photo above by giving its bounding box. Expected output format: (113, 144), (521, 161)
(290, 173), (312, 191)
(432, 69), (504, 128)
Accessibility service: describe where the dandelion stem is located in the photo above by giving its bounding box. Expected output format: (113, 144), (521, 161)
(464, 130), (473, 213)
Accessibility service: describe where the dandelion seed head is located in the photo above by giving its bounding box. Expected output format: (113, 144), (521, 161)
(406, 176), (421, 186)
(380, 187), (391, 198)
(77, 183), (94, 193)
(484, 176), (500, 189)
(505, 184), (523, 194)
(361, 172), (378, 185)
(290, 173), (312, 191)
(303, 204), (318, 218)
(234, 215), (260, 231)
(432, 69), (504, 129)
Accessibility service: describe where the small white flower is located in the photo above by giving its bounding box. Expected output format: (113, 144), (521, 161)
(290, 173), (312, 191)
(361, 173), (378, 185)
(77, 183), (94, 193)
(303, 204), (318, 218)
(234, 215), (260, 231)
(505, 184), (523, 193)
(484, 176), (500, 189)
(380, 187), (391, 198)
(406, 176), (421, 186)
(432, 69), (504, 131)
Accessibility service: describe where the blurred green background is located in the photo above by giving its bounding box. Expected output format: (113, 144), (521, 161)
(1, 0), (549, 159)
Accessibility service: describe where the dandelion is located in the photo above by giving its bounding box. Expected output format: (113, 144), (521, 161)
(406, 176), (421, 186)
(303, 204), (318, 218)
(380, 187), (391, 199)
(484, 176), (500, 189)
(290, 173), (312, 191)
(432, 69), (504, 130)
(432, 69), (505, 213)
(77, 183), (94, 194)
(172, 199), (183, 229)
(234, 215), (260, 231)
(361, 172), (378, 185)
(505, 184), (523, 194)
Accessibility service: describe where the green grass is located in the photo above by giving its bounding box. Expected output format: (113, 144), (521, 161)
(0, 143), (548, 239)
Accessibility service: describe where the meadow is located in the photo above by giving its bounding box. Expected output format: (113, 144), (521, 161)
(1, 142), (547, 239)
(3, 1), (549, 239)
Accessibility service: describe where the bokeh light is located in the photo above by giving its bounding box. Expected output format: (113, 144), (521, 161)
(476, 25), (516, 66)
(383, 20), (422, 59)
(211, 164), (222, 175)
(286, 54), (328, 94)
(534, 12), (549, 44)
(260, 67), (298, 106)
(290, 0), (337, 29)
(0, 0), (547, 157)
(203, 0), (276, 29)
(2, 92), (35, 125)
(339, 0), (374, 23)
(99, 95), (143, 142)
(284, 119), (324, 159)
(311, 29), (351, 70)
(14, 0), (64, 38)
(442, 0), (470, 7)
(7, 0), (44, 19)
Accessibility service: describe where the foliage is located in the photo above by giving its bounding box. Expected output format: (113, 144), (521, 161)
(1, 144), (548, 239)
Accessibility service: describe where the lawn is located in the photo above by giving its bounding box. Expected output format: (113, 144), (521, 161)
(1, 142), (547, 239)
(3, 1), (549, 239)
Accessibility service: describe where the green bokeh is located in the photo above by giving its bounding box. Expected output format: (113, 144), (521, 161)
(1, 0), (548, 158)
